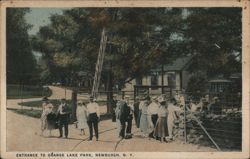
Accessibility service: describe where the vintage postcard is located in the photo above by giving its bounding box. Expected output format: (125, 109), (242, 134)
(1, 0), (249, 159)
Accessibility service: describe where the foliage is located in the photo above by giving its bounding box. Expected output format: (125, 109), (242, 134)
(184, 8), (242, 78)
(186, 73), (207, 99)
(7, 84), (52, 99)
(6, 8), (39, 84)
(32, 8), (184, 88)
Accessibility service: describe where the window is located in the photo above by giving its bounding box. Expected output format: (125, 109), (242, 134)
(167, 72), (176, 89)
(151, 72), (158, 86)
(136, 77), (142, 85)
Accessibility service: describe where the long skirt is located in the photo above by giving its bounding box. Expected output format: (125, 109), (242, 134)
(41, 115), (47, 131)
(47, 113), (58, 130)
(154, 117), (168, 138)
(116, 119), (121, 137)
(140, 113), (148, 134)
(77, 115), (88, 129)
(136, 110), (142, 128)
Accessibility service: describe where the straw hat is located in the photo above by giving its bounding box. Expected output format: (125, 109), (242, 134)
(152, 96), (158, 100)
(157, 96), (166, 104)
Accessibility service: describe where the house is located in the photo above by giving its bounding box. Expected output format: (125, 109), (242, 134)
(122, 56), (194, 95)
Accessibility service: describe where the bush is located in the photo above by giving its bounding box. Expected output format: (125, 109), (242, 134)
(8, 108), (42, 118)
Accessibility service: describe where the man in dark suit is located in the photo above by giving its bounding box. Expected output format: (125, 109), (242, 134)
(57, 98), (71, 138)
(133, 96), (140, 128)
(117, 97), (130, 139)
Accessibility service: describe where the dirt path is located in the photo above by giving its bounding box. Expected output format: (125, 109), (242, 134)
(6, 110), (217, 152)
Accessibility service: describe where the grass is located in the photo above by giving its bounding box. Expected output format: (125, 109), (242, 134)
(18, 99), (107, 108)
(8, 108), (42, 118)
(18, 99), (69, 108)
(7, 108), (112, 121)
(7, 84), (52, 99)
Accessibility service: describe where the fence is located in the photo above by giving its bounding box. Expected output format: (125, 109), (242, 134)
(179, 110), (242, 150)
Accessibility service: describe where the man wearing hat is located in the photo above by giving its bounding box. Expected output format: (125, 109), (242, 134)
(111, 94), (118, 122)
(116, 96), (130, 139)
(124, 95), (134, 139)
(209, 96), (222, 115)
(57, 98), (71, 138)
(86, 96), (100, 141)
(133, 96), (140, 128)
(147, 96), (159, 138)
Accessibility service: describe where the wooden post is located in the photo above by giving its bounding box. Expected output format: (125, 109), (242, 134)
(161, 64), (164, 94)
(184, 102), (187, 144)
(134, 86), (136, 102)
(71, 89), (77, 123)
(192, 115), (221, 151)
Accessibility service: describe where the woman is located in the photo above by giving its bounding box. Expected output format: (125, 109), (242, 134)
(167, 98), (182, 141)
(154, 96), (169, 143)
(40, 97), (54, 137)
(76, 100), (88, 136)
(139, 96), (150, 137)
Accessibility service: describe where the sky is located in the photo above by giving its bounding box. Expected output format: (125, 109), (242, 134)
(25, 8), (66, 35)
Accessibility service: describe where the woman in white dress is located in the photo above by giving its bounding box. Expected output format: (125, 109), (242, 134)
(40, 97), (54, 137)
(76, 100), (88, 135)
(139, 96), (150, 137)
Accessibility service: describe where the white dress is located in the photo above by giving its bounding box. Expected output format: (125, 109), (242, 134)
(76, 106), (88, 129)
(41, 103), (54, 130)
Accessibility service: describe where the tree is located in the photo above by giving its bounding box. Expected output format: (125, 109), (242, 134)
(7, 8), (38, 84)
(184, 8), (242, 78)
(32, 8), (185, 116)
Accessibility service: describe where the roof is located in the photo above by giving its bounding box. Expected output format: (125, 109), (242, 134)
(151, 56), (194, 72)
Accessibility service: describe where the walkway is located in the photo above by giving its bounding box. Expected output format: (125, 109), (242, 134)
(6, 86), (217, 152)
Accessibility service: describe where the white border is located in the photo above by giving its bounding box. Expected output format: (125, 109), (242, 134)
(1, 0), (249, 159)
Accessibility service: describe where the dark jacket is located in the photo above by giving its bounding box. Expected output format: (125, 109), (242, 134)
(58, 103), (71, 123)
(116, 100), (130, 122)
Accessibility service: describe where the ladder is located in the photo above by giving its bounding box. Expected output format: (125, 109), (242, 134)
(91, 28), (108, 99)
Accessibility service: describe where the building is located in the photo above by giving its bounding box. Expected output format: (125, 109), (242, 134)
(122, 56), (194, 95)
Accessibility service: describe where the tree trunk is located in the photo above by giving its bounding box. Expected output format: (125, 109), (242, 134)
(106, 62), (113, 114)
(71, 88), (77, 123)
(161, 63), (164, 94)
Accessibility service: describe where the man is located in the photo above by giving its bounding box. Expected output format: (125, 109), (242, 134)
(174, 91), (180, 105)
(111, 94), (118, 122)
(209, 97), (222, 115)
(86, 96), (100, 141)
(124, 95), (134, 139)
(147, 96), (159, 138)
(57, 98), (71, 138)
(133, 96), (140, 128)
(116, 96), (130, 139)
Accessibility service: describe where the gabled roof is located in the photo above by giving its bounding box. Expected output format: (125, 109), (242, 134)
(151, 56), (194, 72)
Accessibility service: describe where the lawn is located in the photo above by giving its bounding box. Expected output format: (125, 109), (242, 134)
(8, 108), (112, 121)
(8, 108), (42, 118)
(7, 84), (52, 99)
(18, 99), (107, 108)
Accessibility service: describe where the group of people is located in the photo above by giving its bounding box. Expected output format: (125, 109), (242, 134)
(40, 97), (71, 138)
(112, 94), (182, 143)
(40, 91), (221, 142)
(40, 96), (100, 141)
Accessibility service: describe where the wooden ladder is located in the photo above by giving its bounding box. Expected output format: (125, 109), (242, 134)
(91, 28), (108, 99)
